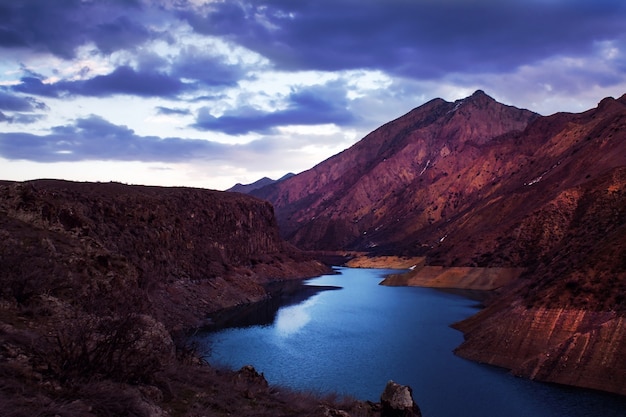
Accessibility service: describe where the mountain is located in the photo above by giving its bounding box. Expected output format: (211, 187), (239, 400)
(228, 172), (295, 194)
(252, 90), (626, 395)
(252, 90), (539, 251)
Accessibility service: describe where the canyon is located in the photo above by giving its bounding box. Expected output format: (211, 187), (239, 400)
(250, 90), (626, 395)
(0, 180), (388, 416)
(2, 89), (625, 415)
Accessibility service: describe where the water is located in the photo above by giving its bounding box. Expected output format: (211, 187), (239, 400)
(196, 267), (626, 417)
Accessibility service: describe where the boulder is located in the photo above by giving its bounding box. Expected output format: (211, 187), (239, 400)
(234, 365), (269, 399)
(380, 380), (421, 417)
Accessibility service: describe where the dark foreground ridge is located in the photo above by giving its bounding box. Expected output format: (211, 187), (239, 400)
(0, 179), (411, 416)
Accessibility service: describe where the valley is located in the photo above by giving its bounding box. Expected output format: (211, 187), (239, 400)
(248, 90), (626, 396)
(1, 90), (625, 416)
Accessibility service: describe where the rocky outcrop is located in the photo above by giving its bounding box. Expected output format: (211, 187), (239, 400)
(380, 380), (421, 417)
(454, 303), (626, 395)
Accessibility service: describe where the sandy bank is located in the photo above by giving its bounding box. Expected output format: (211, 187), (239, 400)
(380, 265), (525, 291)
(344, 254), (426, 269)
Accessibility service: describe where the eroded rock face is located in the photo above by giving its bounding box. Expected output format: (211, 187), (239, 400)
(454, 304), (626, 395)
(0, 180), (328, 329)
(380, 380), (421, 417)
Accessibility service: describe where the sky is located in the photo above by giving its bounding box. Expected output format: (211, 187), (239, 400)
(1, 0), (625, 190)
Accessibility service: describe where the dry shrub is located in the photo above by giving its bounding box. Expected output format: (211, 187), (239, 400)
(43, 313), (174, 384)
(0, 240), (68, 306)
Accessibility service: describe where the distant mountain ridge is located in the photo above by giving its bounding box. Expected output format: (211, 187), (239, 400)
(228, 172), (295, 194)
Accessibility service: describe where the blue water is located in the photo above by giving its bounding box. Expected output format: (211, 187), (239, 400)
(197, 267), (626, 417)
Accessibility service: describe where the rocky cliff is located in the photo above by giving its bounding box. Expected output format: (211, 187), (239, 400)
(453, 303), (626, 395)
(0, 179), (328, 328)
(0, 179), (343, 416)
(251, 91), (626, 395)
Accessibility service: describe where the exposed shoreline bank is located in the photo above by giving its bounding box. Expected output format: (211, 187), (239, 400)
(380, 265), (525, 291)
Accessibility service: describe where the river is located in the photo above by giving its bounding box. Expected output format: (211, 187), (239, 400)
(195, 267), (626, 417)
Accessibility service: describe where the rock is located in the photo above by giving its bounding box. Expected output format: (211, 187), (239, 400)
(321, 405), (352, 417)
(234, 365), (269, 399)
(235, 365), (268, 386)
(380, 380), (421, 417)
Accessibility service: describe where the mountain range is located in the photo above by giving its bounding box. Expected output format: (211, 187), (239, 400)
(227, 173), (295, 194)
(243, 90), (626, 395)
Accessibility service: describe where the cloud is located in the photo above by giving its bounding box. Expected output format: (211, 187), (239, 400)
(180, 0), (626, 78)
(90, 15), (152, 55)
(193, 82), (357, 134)
(170, 46), (249, 87)
(76, 66), (187, 97)
(0, 114), (353, 178)
(0, 0), (155, 59)
(0, 113), (46, 125)
(0, 90), (48, 124)
(13, 66), (187, 98)
(0, 90), (47, 111)
(0, 115), (225, 162)
(155, 106), (192, 116)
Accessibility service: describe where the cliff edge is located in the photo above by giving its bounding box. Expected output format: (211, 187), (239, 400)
(0, 179), (363, 416)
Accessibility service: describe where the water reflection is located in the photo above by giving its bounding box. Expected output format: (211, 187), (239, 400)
(204, 280), (340, 332)
(275, 296), (319, 337)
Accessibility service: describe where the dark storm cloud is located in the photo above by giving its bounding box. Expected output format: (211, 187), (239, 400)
(0, 115), (228, 162)
(0, 113), (46, 124)
(76, 66), (186, 97)
(0, 90), (48, 124)
(90, 15), (152, 55)
(0, 0), (152, 59)
(13, 66), (187, 98)
(180, 0), (626, 78)
(171, 48), (248, 87)
(155, 106), (191, 116)
(0, 90), (47, 112)
(193, 82), (357, 135)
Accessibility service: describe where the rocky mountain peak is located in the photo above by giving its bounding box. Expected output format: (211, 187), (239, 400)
(597, 95), (626, 113)
(253, 91), (538, 248)
(462, 89), (492, 105)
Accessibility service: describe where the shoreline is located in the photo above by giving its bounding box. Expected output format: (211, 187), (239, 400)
(380, 265), (526, 291)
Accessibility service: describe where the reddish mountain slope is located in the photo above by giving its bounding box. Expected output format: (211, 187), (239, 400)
(253, 91), (626, 395)
(253, 91), (626, 274)
(253, 90), (538, 251)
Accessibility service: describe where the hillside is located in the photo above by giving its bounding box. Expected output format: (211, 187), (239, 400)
(0, 180), (394, 416)
(252, 91), (626, 395)
(252, 90), (539, 250)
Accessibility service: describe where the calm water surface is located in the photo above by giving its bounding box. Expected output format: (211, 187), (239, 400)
(196, 268), (626, 417)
